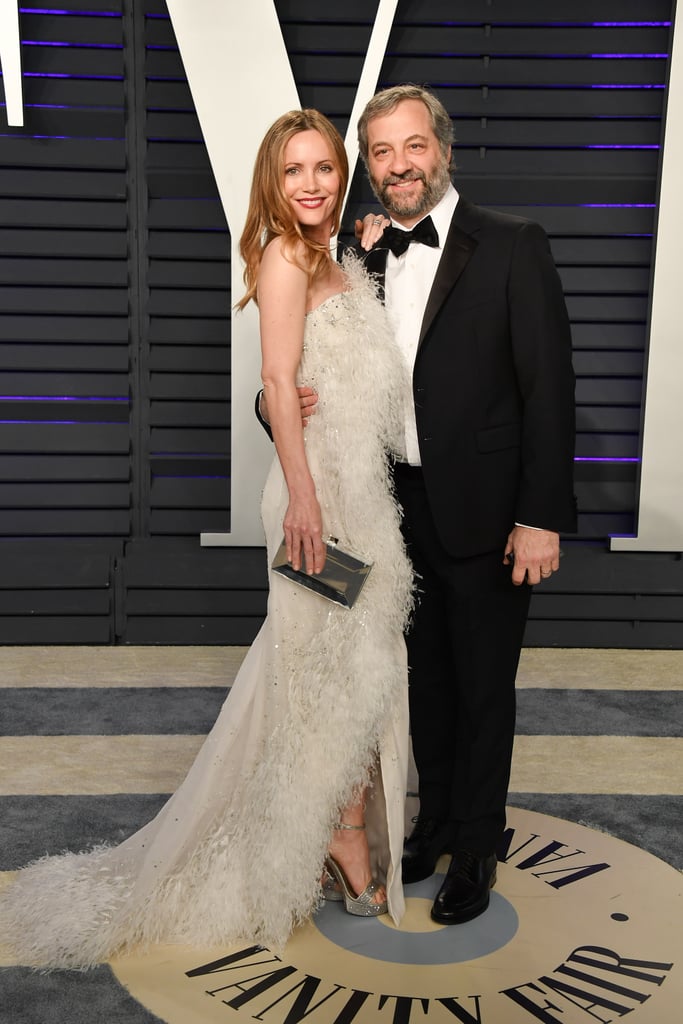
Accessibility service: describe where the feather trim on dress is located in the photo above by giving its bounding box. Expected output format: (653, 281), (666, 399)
(0, 252), (413, 969)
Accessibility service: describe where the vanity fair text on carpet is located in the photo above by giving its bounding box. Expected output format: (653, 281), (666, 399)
(179, 824), (675, 1024)
(185, 943), (673, 1024)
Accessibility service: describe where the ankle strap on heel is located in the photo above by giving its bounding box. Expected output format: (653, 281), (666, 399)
(334, 822), (366, 831)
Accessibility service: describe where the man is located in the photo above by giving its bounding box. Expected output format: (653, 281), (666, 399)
(260, 84), (576, 926)
(352, 84), (576, 925)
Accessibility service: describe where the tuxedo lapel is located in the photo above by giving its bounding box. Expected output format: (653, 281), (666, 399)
(418, 200), (479, 348)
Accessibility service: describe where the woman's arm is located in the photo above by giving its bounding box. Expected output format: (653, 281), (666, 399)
(258, 238), (325, 575)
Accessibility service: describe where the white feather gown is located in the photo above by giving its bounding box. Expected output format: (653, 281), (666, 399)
(0, 255), (413, 968)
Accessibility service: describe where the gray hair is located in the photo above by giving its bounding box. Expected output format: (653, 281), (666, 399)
(357, 84), (455, 169)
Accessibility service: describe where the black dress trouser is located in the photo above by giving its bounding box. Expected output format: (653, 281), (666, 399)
(394, 465), (532, 856)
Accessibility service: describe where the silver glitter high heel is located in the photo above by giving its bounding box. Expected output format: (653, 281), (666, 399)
(321, 863), (343, 901)
(324, 822), (388, 917)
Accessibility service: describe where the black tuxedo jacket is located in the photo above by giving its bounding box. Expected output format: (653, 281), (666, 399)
(360, 197), (577, 559)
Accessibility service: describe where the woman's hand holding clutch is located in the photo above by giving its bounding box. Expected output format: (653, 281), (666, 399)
(283, 492), (326, 576)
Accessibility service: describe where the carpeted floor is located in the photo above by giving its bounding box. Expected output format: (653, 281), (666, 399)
(0, 646), (681, 1024)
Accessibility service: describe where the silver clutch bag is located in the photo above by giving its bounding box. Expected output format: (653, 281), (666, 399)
(271, 537), (372, 608)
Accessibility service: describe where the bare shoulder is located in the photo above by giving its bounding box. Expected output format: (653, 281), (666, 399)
(260, 235), (308, 275)
(258, 236), (308, 305)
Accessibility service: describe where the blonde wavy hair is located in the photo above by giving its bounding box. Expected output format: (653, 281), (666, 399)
(237, 110), (349, 310)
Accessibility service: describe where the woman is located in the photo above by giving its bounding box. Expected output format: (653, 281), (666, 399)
(0, 110), (412, 968)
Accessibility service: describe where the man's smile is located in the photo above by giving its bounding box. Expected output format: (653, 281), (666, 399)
(385, 175), (424, 189)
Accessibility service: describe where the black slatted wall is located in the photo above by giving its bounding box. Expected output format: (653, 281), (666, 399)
(0, 1), (128, 641)
(0, 0), (680, 646)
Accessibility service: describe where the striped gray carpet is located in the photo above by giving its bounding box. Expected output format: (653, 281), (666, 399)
(0, 646), (681, 1024)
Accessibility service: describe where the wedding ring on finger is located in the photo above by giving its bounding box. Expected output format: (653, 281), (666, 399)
(373, 218), (383, 226)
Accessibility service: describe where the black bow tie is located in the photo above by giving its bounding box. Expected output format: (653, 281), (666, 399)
(383, 216), (439, 257)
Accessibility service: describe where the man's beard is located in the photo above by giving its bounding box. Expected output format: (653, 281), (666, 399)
(371, 158), (451, 219)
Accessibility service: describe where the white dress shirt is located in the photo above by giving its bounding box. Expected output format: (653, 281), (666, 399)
(384, 184), (459, 466)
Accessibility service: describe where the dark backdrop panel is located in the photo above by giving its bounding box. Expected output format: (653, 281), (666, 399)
(0, 0), (680, 646)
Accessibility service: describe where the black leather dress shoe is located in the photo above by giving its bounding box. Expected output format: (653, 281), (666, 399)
(401, 817), (450, 884)
(430, 850), (497, 924)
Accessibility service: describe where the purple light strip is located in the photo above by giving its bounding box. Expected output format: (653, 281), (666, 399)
(0, 132), (124, 140)
(19, 7), (121, 14)
(454, 141), (659, 151)
(433, 22), (671, 28)
(414, 52), (669, 59)
(0, 396), (128, 401)
(422, 82), (665, 90)
(592, 22), (671, 27)
(0, 420), (124, 424)
(574, 457), (639, 463)
(23, 71), (124, 80)
(22, 40), (122, 49)
(11, 102), (75, 110)
(420, 20), (670, 26)
(590, 84), (665, 88)
(590, 52), (668, 58)
(16, 102), (124, 111)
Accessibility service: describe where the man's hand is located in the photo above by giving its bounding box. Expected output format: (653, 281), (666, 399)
(504, 526), (560, 586)
(355, 213), (391, 252)
(260, 386), (318, 427)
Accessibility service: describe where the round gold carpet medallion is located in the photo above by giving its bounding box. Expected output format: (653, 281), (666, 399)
(107, 809), (682, 1023)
